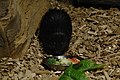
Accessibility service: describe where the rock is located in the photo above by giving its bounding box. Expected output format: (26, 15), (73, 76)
(0, 0), (50, 58)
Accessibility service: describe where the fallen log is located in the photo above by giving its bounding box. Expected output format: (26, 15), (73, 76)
(58, 0), (120, 9)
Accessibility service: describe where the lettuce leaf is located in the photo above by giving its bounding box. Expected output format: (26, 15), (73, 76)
(59, 59), (104, 80)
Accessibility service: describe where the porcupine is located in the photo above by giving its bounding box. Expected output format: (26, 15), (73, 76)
(39, 8), (72, 56)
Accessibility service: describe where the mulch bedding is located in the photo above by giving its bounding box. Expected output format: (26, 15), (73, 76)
(0, 0), (120, 80)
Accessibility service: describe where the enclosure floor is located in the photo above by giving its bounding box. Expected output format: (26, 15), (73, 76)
(0, 0), (120, 80)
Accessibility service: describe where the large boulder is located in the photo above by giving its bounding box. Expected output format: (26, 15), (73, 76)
(0, 0), (50, 58)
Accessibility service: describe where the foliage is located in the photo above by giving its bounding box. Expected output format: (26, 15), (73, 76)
(59, 59), (104, 80)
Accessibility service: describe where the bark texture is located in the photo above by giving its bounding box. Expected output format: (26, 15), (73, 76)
(0, 0), (50, 58)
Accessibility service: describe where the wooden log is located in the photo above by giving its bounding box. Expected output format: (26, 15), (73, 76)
(60, 0), (120, 9)
(75, 0), (120, 8)
(0, 0), (50, 58)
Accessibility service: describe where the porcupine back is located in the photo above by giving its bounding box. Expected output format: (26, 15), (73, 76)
(39, 8), (72, 56)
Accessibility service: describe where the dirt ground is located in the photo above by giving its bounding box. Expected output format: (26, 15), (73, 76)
(0, 0), (120, 80)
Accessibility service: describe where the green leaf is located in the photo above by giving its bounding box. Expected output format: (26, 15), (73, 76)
(59, 75), (73, 80)
(74, 59), (104, 71)
(47, 58), (57, 65)
(60, 64), (88, 80)
(59, 59), (104, 80)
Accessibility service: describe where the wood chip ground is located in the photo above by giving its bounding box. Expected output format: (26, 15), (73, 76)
(0, 0), (120, 80)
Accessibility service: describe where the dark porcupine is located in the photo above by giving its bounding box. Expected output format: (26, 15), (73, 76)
(38, 8), (72, 56)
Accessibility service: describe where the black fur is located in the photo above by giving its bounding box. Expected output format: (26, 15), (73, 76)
(39, 9), (72, 56)
(57, 0), (120, 10)
(72, 0), (120, 9)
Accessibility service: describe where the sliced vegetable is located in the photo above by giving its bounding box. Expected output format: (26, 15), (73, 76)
(68, 58), (80, 64)
(60, 58), (72, 66)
